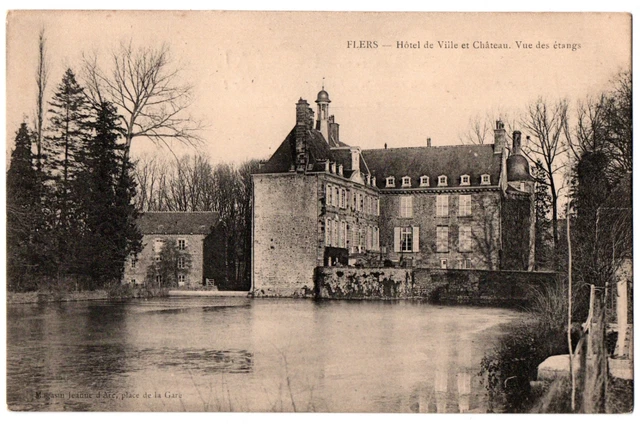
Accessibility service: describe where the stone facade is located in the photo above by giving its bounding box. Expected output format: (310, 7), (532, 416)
(123, 233), (208, 287)
(252, 88), (536, 297)
(379, 190), (503, 270)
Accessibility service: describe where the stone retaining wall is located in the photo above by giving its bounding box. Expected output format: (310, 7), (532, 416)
(314, 267), (557, 305)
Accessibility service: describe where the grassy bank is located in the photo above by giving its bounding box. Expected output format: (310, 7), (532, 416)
(7, 284), (169, 304)
(479, 280), (633, 413)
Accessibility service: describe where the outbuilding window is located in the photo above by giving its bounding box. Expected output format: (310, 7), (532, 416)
(481, 174), (491, 185)
(401, 176), (411, 187)
(438, 175), (448, 186)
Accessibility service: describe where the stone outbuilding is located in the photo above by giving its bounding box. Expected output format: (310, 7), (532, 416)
(123, 211), (219, 287)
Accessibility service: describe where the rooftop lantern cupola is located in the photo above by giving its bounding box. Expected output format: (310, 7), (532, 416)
(315, 83), (331, 142)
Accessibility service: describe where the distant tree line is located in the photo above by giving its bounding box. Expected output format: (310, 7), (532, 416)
(133, 153), (259, 290)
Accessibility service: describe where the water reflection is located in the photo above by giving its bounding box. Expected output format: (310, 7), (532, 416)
(7, 298), (521, 412)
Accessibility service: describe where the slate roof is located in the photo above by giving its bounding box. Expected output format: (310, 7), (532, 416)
(137, 212), (219, 235)
(258, 127), (363, 174)
(362, 144), (502, 189)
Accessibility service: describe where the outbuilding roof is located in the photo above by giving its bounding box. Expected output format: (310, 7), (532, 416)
(137, 211), (218, 235)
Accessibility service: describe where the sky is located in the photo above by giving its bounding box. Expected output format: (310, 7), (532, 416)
(5, 11), (632, 165)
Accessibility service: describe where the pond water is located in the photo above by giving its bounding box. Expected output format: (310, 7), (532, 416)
(7, 297), (523, 412)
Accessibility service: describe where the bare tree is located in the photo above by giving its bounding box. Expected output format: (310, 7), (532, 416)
(82, 41), (203, 168)
(471, 196), (501, 270)
(459, 111), (516, 145)
(459, 114), (492, 145)
(520, 98), (570, 255)
(34, 27), (49, 172)
(133, 152), (169, 211)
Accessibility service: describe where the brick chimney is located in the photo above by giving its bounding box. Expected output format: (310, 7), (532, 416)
(512, 130), (522, 155)
(494, 120), (506, 154)
(295, 98), (312, 172)
(427, 137), (432, 147)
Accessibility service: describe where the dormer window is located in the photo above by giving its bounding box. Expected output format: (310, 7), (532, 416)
(401, 176), (411, 187)
(438, 175), (448, 187)
(481, 174), (491, 185)
(419, 176), (430, 187)
(386, 177), (395, 188)
(460, 175), (470, 186)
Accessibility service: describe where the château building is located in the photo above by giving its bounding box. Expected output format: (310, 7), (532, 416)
(252, 89), (535, 296)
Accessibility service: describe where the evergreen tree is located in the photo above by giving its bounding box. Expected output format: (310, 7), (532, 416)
(43, 68), (92, 277)
(75, 102), (142, 288)
(6, 123), (39, 290)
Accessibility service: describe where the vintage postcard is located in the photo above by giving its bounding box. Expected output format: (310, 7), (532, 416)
(5, 10), (633, 413)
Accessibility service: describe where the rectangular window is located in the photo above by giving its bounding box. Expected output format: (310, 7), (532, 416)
(460, 258), (472, 269)
(155, 275), (162, 284)
(436, 226), (449, 252)
(332, 219), (338, 247)
(400, 227), (413, 252)
(376, 198), (380, 216)
(153, 238), (165, 253)
(360, 193), (364, 212)
(178, 274), (186, 285)
(341, 189), (346, 209)
(327, 184), (332, 206)
(154, 255), (161, 263)
(351, 225), (358, 254)
(178, 257), (186, 269)
(440, 258), (448, 269)
(459, 226), (472, 252)
(130, 257), (137, 269)
(129, 278), (136, 285)
(400, 196), (413, 218)
(373, 227), (379, 251)
(325, 218), (331, 246)
(177, 239), (186, 250)
(459, 195), (472, 216)
(394, 226), (419, 252)
(436, 195), (449, 217)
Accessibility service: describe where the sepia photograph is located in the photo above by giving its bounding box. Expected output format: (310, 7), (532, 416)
(4, 9), (633, 413)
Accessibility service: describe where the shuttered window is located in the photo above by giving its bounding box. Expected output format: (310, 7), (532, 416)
(459, 226), (472, 252)
(459, 195), (472, 216)
(394, 226), (419, 252)
(436, 195), (449, 217)
(400, 196), (413, 218)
